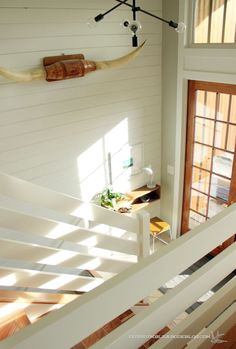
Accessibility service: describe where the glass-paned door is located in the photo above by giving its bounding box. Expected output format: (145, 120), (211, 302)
(182, 81), (236, 253)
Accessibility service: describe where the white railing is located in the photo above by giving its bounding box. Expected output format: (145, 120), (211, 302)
(0, 171), (139, 232)
(0, 175), (236, 349)
(0, 172), (150, 311)
(0, 183), (235, 349)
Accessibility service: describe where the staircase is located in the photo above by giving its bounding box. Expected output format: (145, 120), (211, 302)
(0, 171), (150, 325)
(0, 171), (235, 349)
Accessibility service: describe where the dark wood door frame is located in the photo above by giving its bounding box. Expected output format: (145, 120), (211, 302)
(181, 80), (236, 253)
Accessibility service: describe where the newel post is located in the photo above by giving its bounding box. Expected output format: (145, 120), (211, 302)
(136, 210), (150, 260)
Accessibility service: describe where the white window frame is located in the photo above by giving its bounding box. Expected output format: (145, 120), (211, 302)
(187, 0), (236, 48)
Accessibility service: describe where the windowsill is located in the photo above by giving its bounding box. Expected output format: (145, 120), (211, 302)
(186, 43), (236, 50)
(184, 47), (236, 56)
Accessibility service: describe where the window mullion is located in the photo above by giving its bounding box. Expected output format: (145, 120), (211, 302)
(207, 0), (213, 43)
(222, 0), (228, 43)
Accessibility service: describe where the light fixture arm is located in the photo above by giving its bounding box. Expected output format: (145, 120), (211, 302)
(92, 0), (186, 47)
(115, 0), (179, 29)
(94, 0), (129, 22)
(132, 0), (137, 20)
(131, 0), (138, 47)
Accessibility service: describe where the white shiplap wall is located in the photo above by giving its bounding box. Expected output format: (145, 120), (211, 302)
(0, 0), (162, 200)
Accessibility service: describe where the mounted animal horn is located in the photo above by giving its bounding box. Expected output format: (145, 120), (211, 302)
(0, 41), (146, 83)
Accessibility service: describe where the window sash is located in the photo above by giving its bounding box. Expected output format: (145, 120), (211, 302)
(193, 0), (236, 44)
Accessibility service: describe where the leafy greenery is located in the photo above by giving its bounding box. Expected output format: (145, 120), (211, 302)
(99, 187), (124, 209)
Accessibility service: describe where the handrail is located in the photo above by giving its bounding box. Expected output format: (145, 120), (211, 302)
(0, 201), (139, 256)
(186, 302), (236, 349)
(91, 243), (236, 349)
(0, 172), (150, 307)
(1, 203), (235, 349)
(0, 172), (138, 232)
(153, 277), (236, 349)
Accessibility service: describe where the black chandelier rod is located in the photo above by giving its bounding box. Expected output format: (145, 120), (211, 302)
(132, 0), (136, 20)
(115, 0), (178, 28)
(94, 0), (129, 22)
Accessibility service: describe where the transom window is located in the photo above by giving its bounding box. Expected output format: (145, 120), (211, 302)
(194, 0), (236, 44)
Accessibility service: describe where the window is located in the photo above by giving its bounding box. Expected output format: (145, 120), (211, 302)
(181, 81), (236, 254)
(194, 0), (236, 44)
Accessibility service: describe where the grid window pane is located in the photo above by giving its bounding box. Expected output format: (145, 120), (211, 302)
(227, 125), (236, 151)
(210, 174), (230, 202)
(190, 189), (208, 215)
(208, 198), (227, 218)
(192, 167), (210, 194)
(230, 95), (236, 124)
(210, 0), (225, 43)
(205, 92), (216, 119)
(224, 0), (236, 43)
(194, 0), (210, 43)
(194, 0), (236, 43)
(212, 149), (233, 177)
(194, 117), (214, 145)
(189, 210), (206, 229)
(196, 90), (206, 116)
(193, 143), (212, 170)
(215, 121), (227, 149)
(184, 84), (236, 236)
(217, 94), (230, 121)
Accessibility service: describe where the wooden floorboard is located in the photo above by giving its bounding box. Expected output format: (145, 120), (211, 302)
(211, 324), (236, 349)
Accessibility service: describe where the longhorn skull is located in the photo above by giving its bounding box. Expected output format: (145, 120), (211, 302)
(0, 41), (145, 83)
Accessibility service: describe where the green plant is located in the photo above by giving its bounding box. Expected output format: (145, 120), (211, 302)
(99, 187), (124, 209)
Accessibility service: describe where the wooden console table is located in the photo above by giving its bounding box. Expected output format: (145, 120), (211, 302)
(127, 185), (171, 247)
(126, 185), (160, 212)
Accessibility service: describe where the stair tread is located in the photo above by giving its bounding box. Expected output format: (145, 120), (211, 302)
(0, 312), (31, 341)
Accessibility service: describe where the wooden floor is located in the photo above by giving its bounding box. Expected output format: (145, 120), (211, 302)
(211, 324), (236, 349)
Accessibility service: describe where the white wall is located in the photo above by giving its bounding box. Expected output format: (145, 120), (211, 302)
(161, 0), (236, 236)
(160, 0), (179, 228)
(0, 0), (162, 200)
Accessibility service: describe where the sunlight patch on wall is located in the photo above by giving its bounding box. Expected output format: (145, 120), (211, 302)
(77, 138), (107, 200)
(77, 118), (136, 200)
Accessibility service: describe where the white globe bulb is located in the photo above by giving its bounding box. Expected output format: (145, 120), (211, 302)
(175, 22), (186, 34)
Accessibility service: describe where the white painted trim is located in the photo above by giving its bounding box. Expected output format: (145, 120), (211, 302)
(186, 302), (236, 349)
(0, 172), (138, 233)
(1, 204), (236, 349)
(183, 70), (236, 85)
(90, 243), (236, 349)
(0, 258), (97, 278)
(136, 210), (150, 260)
(150, 275), (236, 349)
(171, 0), (236, 238)
(0, 197), (138, 255)
(0, 227), (135, 274)
(171, 0), (188, 238)
(185, 0), (195, 47)
(184, 48), (236, 57)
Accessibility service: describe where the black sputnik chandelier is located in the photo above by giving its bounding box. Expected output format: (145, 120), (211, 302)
(90, 0), (186, 47)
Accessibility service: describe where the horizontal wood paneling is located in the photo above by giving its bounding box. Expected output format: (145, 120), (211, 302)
(0, 0), (162, 199)
(0, 0), (161, 10)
